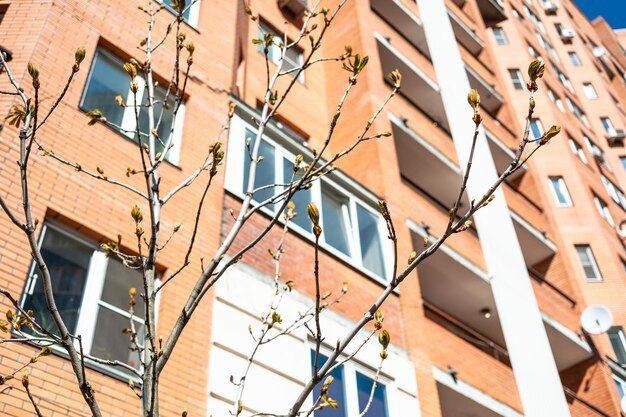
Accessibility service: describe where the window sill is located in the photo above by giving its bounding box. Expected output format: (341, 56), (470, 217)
(12, 332), (142, 385)
(224, 189), (396, 291)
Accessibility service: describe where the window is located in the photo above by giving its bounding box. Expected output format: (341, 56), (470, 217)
(568, 51), (582, 66)
(21, 224), (146, 373)
(536, 33), (558, 61)
(528, 44), (540, 59)
(601, 175), (626, 210)
(509, 69), (525, 90)
(493, 27), (508, 45)
(311, 352), (388, 417)
(582, 82), (598, 99)
(512, 7), (524, 22)
(524, 5), (545, 32)
(593, 194), (614, 226)
(80, 48), (184, 164)
(549, 176), (573, 207)
(550, 61), (573, 93)
(601, 117), (616, 136)
(530, 119), (544, 139)
(574, 244), (602, 281)
(620, 156), (626, 171)
(565, 97), (589, 127)
(547, 88), (566, 112)
(608, 327), (626, 364)
(225, 115), (389, 280)
(568, 138), (587, 163)
(258, 21), (304, 82)
(161, 0), (201, 26)
(584, 135), (610, 169)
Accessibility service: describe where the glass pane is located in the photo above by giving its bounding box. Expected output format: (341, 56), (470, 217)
(138, 87), (177, 156)
(356, 204), (386, 277)
(321, 185), (351, 256)
(609, 330), (626, 364)
(101, 258), (145, 318)
(81, 51), (128, 128)
(311, 352), (347, 417)
(283, 158), (312, 231)
(551, 178), (568, 205)
(90, 306), (145, 371)
(576, 246), (598, 279)
(23, 228), (92, 334)
(243, 128), (277, 209)
(356, 371), (388, 417)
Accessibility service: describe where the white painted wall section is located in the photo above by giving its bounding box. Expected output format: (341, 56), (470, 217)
(207, 263), (421, 417)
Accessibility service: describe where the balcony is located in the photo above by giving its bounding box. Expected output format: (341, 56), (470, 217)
(542, 313), (592, 371)
(485, 130), (527, 181)
(392, 114), (468, 210)
(510, 211), (556, 267)
(409, 221), (505, 349)
(465, 64), (504, 115)
(452, 0), (507, 24)
(371, 0), (430, 58)
(435, 367), (523, 417)
(448, 9), (484, 56)
(376, 34), (449, 132)
(606, 128), (625, 146)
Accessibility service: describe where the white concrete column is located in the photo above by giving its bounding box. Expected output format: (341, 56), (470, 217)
(417, 1), (571, 416)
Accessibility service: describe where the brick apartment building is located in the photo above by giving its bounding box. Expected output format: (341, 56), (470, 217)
(0, 0), (626, 416)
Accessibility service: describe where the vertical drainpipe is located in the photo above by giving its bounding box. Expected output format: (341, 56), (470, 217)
(417, 1), (571, 416)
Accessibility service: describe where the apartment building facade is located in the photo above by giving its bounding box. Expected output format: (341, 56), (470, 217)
(0, 0), (625, 417)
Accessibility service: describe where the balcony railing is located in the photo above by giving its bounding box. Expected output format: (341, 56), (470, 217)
(424, 300), (510, 366)
(528, 267), (576, 307)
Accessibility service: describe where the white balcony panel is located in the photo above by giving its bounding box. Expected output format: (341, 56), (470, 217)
(510, 211), (557, 266)
(371, 0), (430, 57)
(466, 64), (504, 114)
(448, 9), (484, 56)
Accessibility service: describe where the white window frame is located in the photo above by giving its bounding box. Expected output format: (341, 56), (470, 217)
(530, 119), (544, 139)
(568, 138), (587, 163)
(524, 5), (545, 32)
(593, 194), (614, 226)
(258, 21), (305, 83)
(566, 97), (589, 127)
(568, 51), (582, 66)
(574, 244), (602, 282)
(620, 156), (626, 171)
(582, 82), (598, 100)
(80, 48), (185, 165)
(493, 27), (508, 45)
(224, 114), (391, 283)
(609, 327), (626, 365)
(601, 117), (616, 135)
(583, 135), (610, 170)
(508, 69), (525, 90)
(308, 345), (391, 417)
(601, 174), (626, 210)
(548, 176), (573, 207)
(20, 223), (152, 380)
(160, 0), (201, 27)
(548, 88), (566, 113)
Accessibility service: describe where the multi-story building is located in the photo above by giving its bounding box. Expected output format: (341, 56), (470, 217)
(0, 0), (625, 416)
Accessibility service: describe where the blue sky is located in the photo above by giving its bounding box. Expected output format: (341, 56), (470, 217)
(573, 0), (626, 29)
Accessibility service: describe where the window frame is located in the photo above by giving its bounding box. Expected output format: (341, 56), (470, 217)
(20, 222), (152, 380)
(609, 327), (626, 365)
(574, 244), (603, 282)
(548, 88), (566, 113)
(530, 118), (544, 139)
(601, 174), (626, 211)
(257, 20), (305, 83)
(593, 193), (614, 226)
(79, 48), (185, 165)
(492, 27), (508, 45)
(568, 138), (587, 163)
(582, 82), (598, 100)
(309, 346), (390, 417)
(224, 114), (391, 283)
(568, 51), (582, 66)
(601, 117), (616, 135)
(548, 176), (573, 207)
(508, 68), (525, 90)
